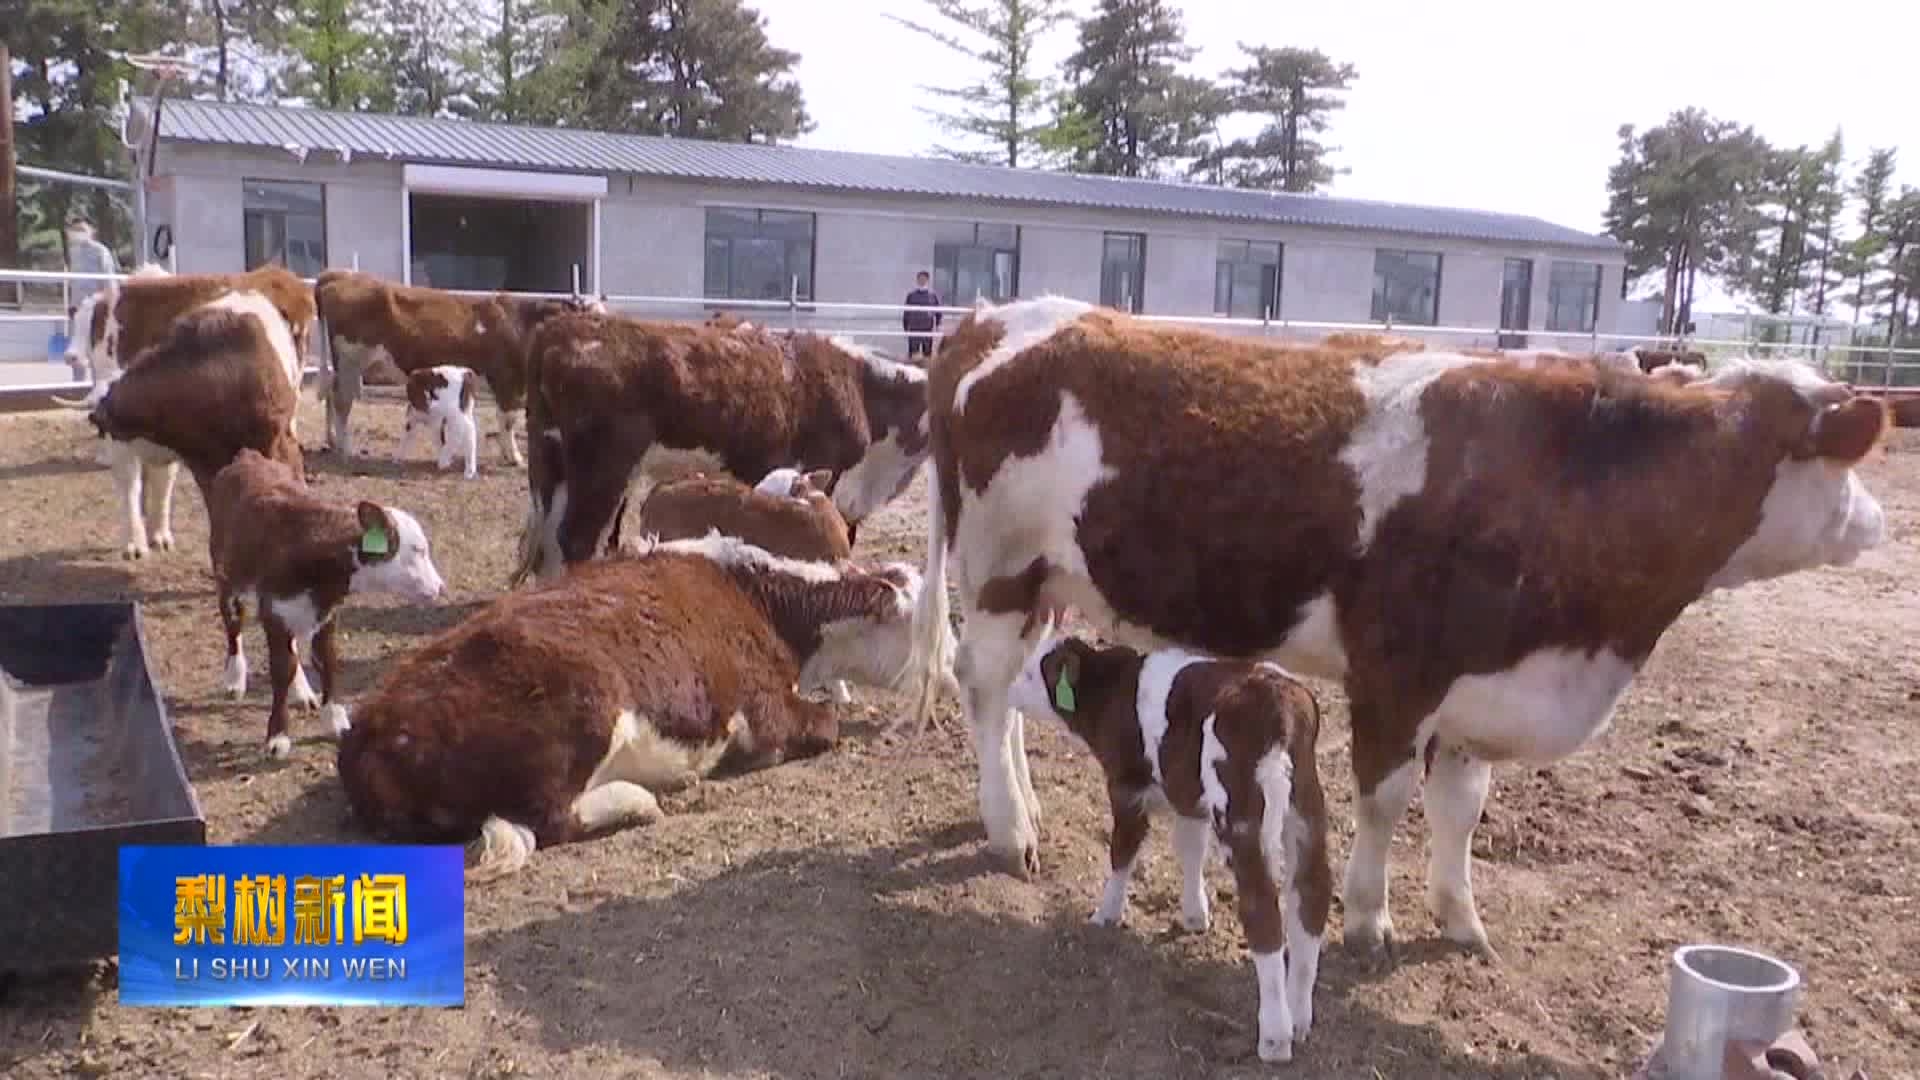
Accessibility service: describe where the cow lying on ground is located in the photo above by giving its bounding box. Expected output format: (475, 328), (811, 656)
(336, 533), (927, 881)
(508, 312), (931, 586)
(209, 449), (447, 759)
(900, 296), (1890, 965)
(82, 291), (307, 560)
(398, 365), (481, 479)
(312, 269), (602, 466)
(639, 470), (851, 563)
(55, 264), (316, 558)
(1008, 625), (1331, 1065)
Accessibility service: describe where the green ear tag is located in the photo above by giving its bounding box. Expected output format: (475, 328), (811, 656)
(1052, 669), (1076, 714)
(360, 523), (390, 556)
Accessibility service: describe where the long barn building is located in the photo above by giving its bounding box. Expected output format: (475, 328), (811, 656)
(139, 99), (1628, 348)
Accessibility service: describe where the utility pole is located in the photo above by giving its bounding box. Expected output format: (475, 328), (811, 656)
(1, 41), (19, 307)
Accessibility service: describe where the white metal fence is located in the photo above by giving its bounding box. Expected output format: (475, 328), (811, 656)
(4, 265), (1918, 401)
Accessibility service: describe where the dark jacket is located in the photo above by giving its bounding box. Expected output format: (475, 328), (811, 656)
(903, 286), (943, 333)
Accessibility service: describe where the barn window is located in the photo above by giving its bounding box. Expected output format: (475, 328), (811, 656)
(1214, 239), (1282, 319)
(703, 208), (817, 303)
(242, 179), (327, 277)
(1100, 231), (1146, 313)
(1371, 248), (1442, 326)
(932, 222), (1020, 304)
(1547, 260), (1603, 334)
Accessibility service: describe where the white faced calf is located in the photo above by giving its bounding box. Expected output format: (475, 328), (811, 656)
(399, 365), (481, 479)
(1009, 629), (1331, 1066)
(209, 449), (447, 758)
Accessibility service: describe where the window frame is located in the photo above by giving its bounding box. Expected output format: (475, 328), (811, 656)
(1100, 231), (1147, 314)
(1213, 238), (1283, 320)
(932, 222), (1022, 304)
(701, 206), (820, 307)
(1546, 259), (1603, 335)
(1370, 247), (1443, 327)
(241, 178), (328, 276)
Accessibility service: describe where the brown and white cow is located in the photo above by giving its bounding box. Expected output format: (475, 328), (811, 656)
(208, 448), (447, 759)
(899, 295), (1890, 964)
(507, 312), (930, 586)
(1007, 624), (1332, 1064)
(639, 469), (851, 564)
(79, 289), (309, 560)
(398, 364), (481, 479)
(336, 533), (927, 881)
(313, 269), (602, 465)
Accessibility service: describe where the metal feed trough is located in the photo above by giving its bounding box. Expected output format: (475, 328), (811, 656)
(0, 602), (206, 975)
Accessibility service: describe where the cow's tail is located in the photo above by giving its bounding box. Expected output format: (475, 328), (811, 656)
(506, 403), (553, 590)
(311, 280), (336, 413)
(904, 461), (958, 728)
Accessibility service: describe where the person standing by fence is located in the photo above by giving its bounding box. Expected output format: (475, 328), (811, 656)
(902, 270), (942, 359)
(64, 217), (118, 382)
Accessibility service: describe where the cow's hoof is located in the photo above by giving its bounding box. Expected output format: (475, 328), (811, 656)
(321, 704), (352, 738)
(121, 543), (147, 561)
(1257, 1035), (1295, 1064)
(265, 734), (292, 759)
(1343, 917), (1397, 965)
(998, 840), (1039, 880)
(151, 530), (175, 552)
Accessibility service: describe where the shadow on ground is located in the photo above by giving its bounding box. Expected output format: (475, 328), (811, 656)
(469, 825), (1603, 1080)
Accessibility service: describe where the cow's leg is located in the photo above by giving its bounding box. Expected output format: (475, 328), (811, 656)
(396, 413), (420, 461)
(1423, 739), (1496, 958)
(1090, 783), (1151, 926)
(219, 586), (248, 699)
(262, 616), (299, 759)
(325, 341), (364, 457)
(1223, 801), (1295, 1064)
(498, 406), (526, 467)
(460, 411), (479, 479)
(286, 630), (321, 711)
(1339, 699), (1421, 959)
(556, 424), (649, 568)
(112, 450), (148, 560)
(569, 781), (663, 838)
(141, 460), (177, 552)
(312, 619), (351, 741)
(1172, 812), (1213, 932)
(1285, 780), (1333, 1046)
(953, 597), (1043, 877)
(1009, 705), (1043, 835)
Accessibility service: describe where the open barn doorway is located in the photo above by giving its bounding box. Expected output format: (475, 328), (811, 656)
(400, 164), (604, 295)
(407, 195), (590, 293)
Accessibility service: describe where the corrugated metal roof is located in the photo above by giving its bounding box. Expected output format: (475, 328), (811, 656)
(157, 99), (1624, 252)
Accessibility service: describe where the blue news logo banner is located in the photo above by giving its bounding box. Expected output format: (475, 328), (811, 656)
(118, 845), (466, 1007)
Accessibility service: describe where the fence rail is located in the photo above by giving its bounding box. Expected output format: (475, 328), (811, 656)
(4, 266), (1917, 415)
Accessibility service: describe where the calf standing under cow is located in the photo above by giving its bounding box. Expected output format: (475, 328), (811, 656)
(337, 534), (927, 881)
(398, 364), (482, 479)
(1009, 626), (1332, 1065)
(902, 296), (1889, 966)
(209, 449), (447, 759)
(509, 312), (930, 586)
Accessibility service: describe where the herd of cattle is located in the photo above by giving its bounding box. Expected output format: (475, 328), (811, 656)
(44, 260), (1901, 1065)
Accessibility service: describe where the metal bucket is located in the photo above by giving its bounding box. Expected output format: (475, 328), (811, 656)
(1659, 944), (1803, 1079)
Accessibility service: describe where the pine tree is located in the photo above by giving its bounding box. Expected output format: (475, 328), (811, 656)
(1840, 147), (1897, 328)
(885, 0), (1073, 168)
(1193, 44), (1357, 193)
(1055, 0), (1221, 179)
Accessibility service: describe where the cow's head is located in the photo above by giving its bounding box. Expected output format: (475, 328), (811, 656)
(798, 561), (928, 695)
(1696, 358), (1890, 591)
(350, 502), (447, 602)
(823, 338), (932, 533)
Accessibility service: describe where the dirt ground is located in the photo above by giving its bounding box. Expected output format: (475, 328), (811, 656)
(1, 392), (1916, 1080)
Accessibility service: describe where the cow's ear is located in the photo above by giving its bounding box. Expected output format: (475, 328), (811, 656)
(1811, 397), (1888, 463)
(356, 502), (395, 560)
(803, 469), (833, 494)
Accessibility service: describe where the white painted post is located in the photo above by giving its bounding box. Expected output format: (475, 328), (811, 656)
(167, 244), (177, 273)
(590, 199), (603, 298)
(572, 263), (581, 296)
(352, 251), (360, 271)
(400, 187), (413, 285)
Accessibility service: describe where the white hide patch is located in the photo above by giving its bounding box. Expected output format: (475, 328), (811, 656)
(1706, 459), (1889, 592)
(1134, 648), (1210, 789)
(591, 708), (738, 793)
(831, 427), (922, 525)
(1270, 590), (1346, 682)
(1426, 645), (1638, 763)
(800, 564), (925, 693)
(1197, 713), (1228, 819)
(1253, 747), (1294, 873)
(951, 390), (1118, 616)
(266, 593), (322, 640)
(831, 335), (929, 388)
(1336, 350), (1489, 550)
(350, 507), (446, 601)
(755, 467), (804, 496)
(206, 289), (303, 394)
(952, 295), (1094, 415)
(642, 529), (847, 584)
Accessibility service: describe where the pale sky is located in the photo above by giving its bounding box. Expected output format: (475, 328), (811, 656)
(756, 0), (1915, 313)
